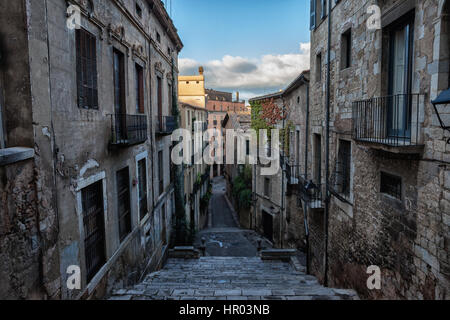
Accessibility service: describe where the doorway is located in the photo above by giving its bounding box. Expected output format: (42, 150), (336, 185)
(388, 12), (414, 139)
(262, 210), (273, 243)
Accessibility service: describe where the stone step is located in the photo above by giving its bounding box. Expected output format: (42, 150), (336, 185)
(109, 257), (359, 300)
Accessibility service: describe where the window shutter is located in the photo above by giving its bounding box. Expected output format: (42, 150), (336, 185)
(76, 29), (98, 109)
(310, 0), (316, 30)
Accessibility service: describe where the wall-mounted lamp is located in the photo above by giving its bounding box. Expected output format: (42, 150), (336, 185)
(431, 88), (450, 144)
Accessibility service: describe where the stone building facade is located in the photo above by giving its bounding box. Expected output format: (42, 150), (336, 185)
(206, 89), (248, 114)
(308, 0), (449, 299)
(179, 102), (210, 233)
(249, 72), (310, 249)
(0, 0), (183, 299)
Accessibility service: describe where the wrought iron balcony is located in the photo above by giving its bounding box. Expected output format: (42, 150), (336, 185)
(298, 175), (323, 209)
(110, 114), (148, 147)
(352, 94), (424, 153)
(156, 116), (176, 135)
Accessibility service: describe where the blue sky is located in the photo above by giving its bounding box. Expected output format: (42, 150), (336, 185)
(169, 0), (311, 101)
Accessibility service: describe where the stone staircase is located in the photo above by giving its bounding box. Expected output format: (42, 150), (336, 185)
(109, 257), (358, 300)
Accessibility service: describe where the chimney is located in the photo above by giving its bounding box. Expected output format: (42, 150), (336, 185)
(236, 91), (239, 102)
(198, 66), (204, 75)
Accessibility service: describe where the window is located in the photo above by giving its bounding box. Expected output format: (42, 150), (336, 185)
(137, 159), (148, 220)
(336, 140), (351, 196)
(321, 0), (327, 19)
(113, 49), (125, 114)
(158, 150), (164, 195)
(117, 167), (131, 242)
(387, 13), (414, 137)
(314, 134), (322, 183)
(297, 96), (300, 104)
(168, 82), (173, 114)
(316, 53), (322, 82)
(82, 180), (106, 282)
(157, 76), (162, 129)
(380, 172), (402, 200)
(76, 29), (98, 109)
(156, 32), (161, 43)
(264, 178), (270, 197)
(136, 3), (142, 18)
(168, 46), (171, 55)
(246, 140), (250, 156)
(135, 64), (144, 113)
(341, 29), (352, 69)
(310, 0), (316, 30)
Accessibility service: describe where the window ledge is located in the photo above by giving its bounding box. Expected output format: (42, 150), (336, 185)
(0, 147), (34, 166)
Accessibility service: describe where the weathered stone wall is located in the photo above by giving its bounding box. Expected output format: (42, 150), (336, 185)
(309, 0), (449, 299)
(0, 160), (43, 299)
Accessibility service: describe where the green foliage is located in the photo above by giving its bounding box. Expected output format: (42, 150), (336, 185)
(250, 100), (273, 141)
(232, 165), (252, 210)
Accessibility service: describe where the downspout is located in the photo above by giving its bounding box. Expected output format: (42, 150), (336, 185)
(304, 84), (310, 274)
(280, 100), (285, 248)
(324, 0), (332, 287)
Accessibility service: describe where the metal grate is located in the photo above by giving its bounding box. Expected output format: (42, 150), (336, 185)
(352, 94), (423, 147)
(110, 114), (148, 146)
(117, 167), (131, 242)
(380, 171), (402, 200)
(82, 181), (105, 282)
(156, 116), (176, 135)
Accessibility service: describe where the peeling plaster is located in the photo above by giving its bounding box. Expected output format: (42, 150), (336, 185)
(79, 159), (99, 178)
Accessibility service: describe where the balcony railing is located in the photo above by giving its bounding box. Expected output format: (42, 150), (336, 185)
(352, 94), (424, 150)
(298, 175), (323, 209)
(156, 116), (176, 135)
(110, 114), (148, 147)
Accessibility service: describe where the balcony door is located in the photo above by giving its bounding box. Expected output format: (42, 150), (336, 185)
(388, 14), (414, 139)
(114, 49), (126, 139)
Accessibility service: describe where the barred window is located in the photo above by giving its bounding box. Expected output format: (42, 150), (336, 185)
(337, 140), (351, 196)
(82, 181), (106, 282)
(76, 29), (98, 109)
(117, 167), (131, 242)
(137, 159), (148, 220)
(380, 172), (402, 200)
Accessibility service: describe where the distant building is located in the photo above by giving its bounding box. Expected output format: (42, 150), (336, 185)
(179, 102), (210, 232)
(206, 89), (248, 114)
(249, 71), (310, 249)
(178, 67), (206, 108)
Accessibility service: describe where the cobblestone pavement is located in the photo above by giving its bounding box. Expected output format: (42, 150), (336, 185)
(109, 177), (358, 300)
(109, 257), (358, 300)
(192, 176), (272, 257)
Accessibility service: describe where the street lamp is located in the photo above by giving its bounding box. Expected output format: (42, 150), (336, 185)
(431, 88), (450, 144)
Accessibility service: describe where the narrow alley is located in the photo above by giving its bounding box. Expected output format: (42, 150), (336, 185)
(109, 177), (358, 300)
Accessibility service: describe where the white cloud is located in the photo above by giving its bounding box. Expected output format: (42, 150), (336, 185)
(179, 42), (310, 101)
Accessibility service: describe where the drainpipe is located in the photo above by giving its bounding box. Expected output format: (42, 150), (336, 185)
(324, 1), (332, 287)
(304, 84), (310, 274)
(280, 102), (285, 249)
